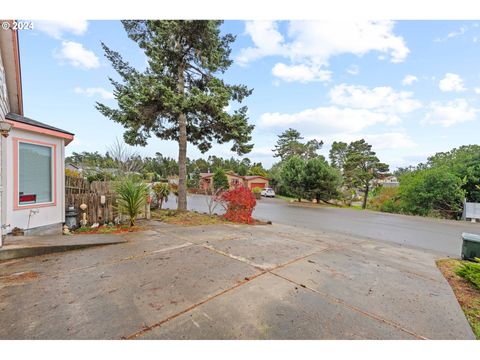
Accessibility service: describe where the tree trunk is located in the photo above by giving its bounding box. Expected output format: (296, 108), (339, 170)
(177, 62), (188, 211)
(362, 184), (369, 209)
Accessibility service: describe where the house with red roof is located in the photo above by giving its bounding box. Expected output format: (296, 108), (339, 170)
(200, 172), (269, 191)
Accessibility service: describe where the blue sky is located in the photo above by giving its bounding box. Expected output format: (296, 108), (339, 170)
(18, 20), (480, 169)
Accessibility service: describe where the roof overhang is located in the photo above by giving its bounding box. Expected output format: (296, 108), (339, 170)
(5, 114), (74, 145)
(0, 20), (23, 115)
(244, 176), (270, 181)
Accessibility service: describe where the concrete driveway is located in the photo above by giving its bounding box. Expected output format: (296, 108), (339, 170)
(0, 222), (475, 339)
(163, 194), (480, 256)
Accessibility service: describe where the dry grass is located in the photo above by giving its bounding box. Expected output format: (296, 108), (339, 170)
(151, 209), (228, 226)
(73, 225), (142, 235)
(437, 258), (480, 339)
(151, 209), (271, 226)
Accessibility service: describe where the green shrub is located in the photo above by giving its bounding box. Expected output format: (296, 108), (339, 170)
(368, 186), (402, 213)
(399, 167), (465, 218)
(252, 186), (262, 199)
(115, 176), (149, 227)
(87, 171), (116, 182)
(456, 258), (480, 289)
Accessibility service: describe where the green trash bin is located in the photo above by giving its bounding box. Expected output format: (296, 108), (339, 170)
(461, 232), (480, 260)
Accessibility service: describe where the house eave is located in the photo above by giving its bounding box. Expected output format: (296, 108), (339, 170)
(0, 20), (23, 115)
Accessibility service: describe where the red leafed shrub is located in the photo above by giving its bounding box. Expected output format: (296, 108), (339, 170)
(220, 185), (257, 224)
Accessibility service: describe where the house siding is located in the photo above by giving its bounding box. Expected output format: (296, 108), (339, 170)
(4, 128), (65, 233)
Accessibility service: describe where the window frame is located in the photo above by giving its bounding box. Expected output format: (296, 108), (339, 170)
(13, 137), (57, 210)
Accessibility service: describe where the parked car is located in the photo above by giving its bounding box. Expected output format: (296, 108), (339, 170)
(261, 187), (276, 198)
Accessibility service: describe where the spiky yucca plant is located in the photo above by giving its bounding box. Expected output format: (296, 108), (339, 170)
(152, 182), (170, 209)
(115, 176), (149, 227)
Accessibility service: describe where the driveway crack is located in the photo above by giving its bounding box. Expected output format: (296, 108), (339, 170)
(269, 271), (428, 340)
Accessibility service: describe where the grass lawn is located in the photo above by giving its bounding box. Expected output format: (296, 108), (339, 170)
(151, 209), (228, 226)
(437, 259), (480, 339)
(276, 194), (365, 210)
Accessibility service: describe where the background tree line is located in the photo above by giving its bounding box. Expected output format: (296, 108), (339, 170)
(66, 146), (268, 184)
(269, 128), (389, 209)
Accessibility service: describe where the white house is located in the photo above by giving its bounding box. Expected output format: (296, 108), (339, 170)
(0, 20), (74, 237)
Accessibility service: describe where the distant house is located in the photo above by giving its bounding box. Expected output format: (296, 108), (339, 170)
(0, 22), (74, 235)
(243, 175), (270, 190)
(200, 172), (269, 191)
(375, 176), (399, 187)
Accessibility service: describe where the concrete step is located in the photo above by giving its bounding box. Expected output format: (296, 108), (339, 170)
(0, 237), (127, 261)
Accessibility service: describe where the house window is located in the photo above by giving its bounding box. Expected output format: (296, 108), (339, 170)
(18, 142), (53, 205)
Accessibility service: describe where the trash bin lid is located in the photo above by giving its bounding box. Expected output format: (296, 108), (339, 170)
(462, 232), (480, 243)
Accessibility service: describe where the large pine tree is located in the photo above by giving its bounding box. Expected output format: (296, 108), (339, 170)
(273, 128), (322, 161)
(343, 139), (389, 209)
(97, 20), (254, 210)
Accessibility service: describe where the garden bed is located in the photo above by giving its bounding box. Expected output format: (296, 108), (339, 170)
(437, 258), (480, 339)
(151, 209), (270, 226)
(72, 224), (143, 235)
(151, 209), (227, 226)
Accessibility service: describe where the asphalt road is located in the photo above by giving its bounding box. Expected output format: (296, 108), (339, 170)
(164, 194), (480, 256)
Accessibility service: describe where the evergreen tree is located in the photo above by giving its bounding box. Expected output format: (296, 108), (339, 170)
(97, 20), (254, 211)
(273, 128), (323, 161)
(280, 156), (305, 202)
(344, 139), (389, 209)
(302, 158), (341, 203)
(213, 168), (229, 191)
(329, 141), (348, 171)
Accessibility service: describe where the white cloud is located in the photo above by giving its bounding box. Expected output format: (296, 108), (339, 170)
(321, 132), (417, 150)
(402, 75), (418, 86)
(237, 21), (286, 64)
(272, 63), (331, 83)
(435, 25), (468, 42)
(248, 146), (275, 158)
(55, 41), (100, 69)
(362, 132), (417, 150)
(287, 20), (409, 63)
(74, 87), (114, 99)
(346, 64), (359, 75)
(329, 84), (422, 113)
(36, 20), (88, 39)
(260, 106), (400, 134)
(260, 82), (423, 149)
(474, 87), (480, 94)
(439, 73), (466, 92)
(422, 99), (476, 127)
(238, 20), (409, 83)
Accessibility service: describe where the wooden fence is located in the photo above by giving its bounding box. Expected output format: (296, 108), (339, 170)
(65, 176), (119, 225)
(65, 176), (152, 226)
